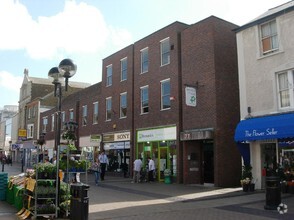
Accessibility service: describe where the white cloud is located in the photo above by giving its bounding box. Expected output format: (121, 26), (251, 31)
(0, 71), (22, 92)
(0, 0), (132, 59)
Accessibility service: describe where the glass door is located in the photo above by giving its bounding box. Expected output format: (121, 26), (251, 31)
(158, 147), (168, 181)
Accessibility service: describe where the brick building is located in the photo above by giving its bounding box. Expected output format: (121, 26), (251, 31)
(41, 16), (241, 187)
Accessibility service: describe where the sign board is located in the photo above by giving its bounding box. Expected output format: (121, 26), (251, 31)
(185, 86), (196, 107)
(18, 129), (27, 137)
(90, 134), (101, 142)
(114, 132), (131, 141)
(137, 126), (176, 142)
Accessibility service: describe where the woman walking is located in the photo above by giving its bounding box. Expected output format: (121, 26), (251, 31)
(91, 158), (101, 185)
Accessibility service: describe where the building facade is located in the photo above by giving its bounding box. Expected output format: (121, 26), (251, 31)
(235, 1), (294, 189)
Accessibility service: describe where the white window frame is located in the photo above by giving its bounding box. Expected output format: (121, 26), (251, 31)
(82, 105), (87, 126)
(121, 57), (127, 81)
(27, 123), (34, 139)
(106, 97), (112, 121)
(42, 117), (48, 133)
(51, 114), (55, 131)
(106, 64), (112, 87)
(161, 79), (171, 110)
(69, 109), (74, 121)
(28, 107), (31, 119)
(160, 38), (170, 66)
(141, 86), (149, 114)
(277, 70), (294, 109)
(93, 102), (99, 124)
(120, 92), (127, 118)
(61, 111), (65, 123)
(260, 20), (278, 55)
(141, 47), (149, 73)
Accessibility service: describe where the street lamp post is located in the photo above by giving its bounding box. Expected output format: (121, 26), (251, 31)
(48, 59), (77, 217)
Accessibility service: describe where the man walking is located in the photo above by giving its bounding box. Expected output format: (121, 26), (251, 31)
(148, 157), (155, 182)
(98, 150), (108, 181)
(132, 158), (142, 183)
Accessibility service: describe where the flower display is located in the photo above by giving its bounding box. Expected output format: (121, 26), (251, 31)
(240, 177), (251, 186)
(164, 169), (171, 176)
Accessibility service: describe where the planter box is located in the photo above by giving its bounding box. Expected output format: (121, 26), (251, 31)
(164, 176), (171, 184)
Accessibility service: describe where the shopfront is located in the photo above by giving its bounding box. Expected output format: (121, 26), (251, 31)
(235, 113), (294, 189)
(136, 126), (177, 182)
(180, 128), (214, 185)
(79, 134), (101, 162)
(102, 131), (130, 177)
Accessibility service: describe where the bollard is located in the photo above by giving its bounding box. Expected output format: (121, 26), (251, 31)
(264, 176), (281, 210)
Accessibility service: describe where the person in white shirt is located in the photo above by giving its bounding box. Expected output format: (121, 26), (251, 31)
(148, 157), (155, 182)
(98, 150), (108, 181)
(132, 158), (142, 183)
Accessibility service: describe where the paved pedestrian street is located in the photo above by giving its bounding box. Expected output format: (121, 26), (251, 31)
(1, 163), (294, 219)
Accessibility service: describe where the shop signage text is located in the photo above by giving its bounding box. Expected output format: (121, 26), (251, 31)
(137, 126), (176, 142)
(245, 128), (278, 138)
(114, 132), (130, 141)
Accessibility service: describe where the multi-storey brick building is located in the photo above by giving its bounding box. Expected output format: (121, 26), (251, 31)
(41, 16), (241, 187)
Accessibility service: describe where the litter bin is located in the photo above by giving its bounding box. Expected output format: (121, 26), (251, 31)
(264, 176), (281, 210)
(70, 183), (90, 220)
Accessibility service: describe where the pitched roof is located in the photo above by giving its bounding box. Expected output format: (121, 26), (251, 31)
(28, 76), (91, 88)
(235, 1), (294, 32)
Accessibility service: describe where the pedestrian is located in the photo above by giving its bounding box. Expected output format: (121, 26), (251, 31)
(98, 150), (108, 181)
(7, 155), (12, 166)
(132, 158), (142, 183)
(148, 157), (155, 182)
(91, 158), (101, 185)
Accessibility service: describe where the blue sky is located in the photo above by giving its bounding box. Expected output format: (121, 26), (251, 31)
(0, 0), (289, 108)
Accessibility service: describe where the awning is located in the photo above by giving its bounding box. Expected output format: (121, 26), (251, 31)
(235, 113), (294, 142)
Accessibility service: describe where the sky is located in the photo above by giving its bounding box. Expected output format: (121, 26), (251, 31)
(0, 0), (290, 109)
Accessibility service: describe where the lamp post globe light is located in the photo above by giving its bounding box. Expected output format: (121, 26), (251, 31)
(48, 58), (77, 217)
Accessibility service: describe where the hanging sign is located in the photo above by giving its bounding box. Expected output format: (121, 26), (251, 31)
(185, 86), (196, 107)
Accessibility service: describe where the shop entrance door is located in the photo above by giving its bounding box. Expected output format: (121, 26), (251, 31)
(203, 143), (214, 184)
(158, 147), (168, 182)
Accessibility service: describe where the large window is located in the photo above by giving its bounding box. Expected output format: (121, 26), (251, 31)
(82, 105), (87, 126)
(120, 92), (127, 118)
(42, 117), (48, 133)
(161, 79), (171, 110)
(260, 20), (278, 55)
(106, 65), (112, 86)
(28, 107), (31, 119)
(27, 124), (34, 139)
(61, 111), (65, 123)
(93, 102), (98, 124)
(141, 48), (149, 73)
(161, 38), (170, 66)
(69, 109), (74, 121)
(106, 97), (112, 121)
(277, 71), (294, 108)
(121, 58), (127, 81)
(51, 114), (55, 131)
(141, 86), (149, 114)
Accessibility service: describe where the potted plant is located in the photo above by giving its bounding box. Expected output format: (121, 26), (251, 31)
(241, 164), (254, 192)
(34, 163), (45, 179)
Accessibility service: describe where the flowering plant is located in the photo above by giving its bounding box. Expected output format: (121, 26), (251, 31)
(240, 177), (251, 186)
(164, 169), (171, 176)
